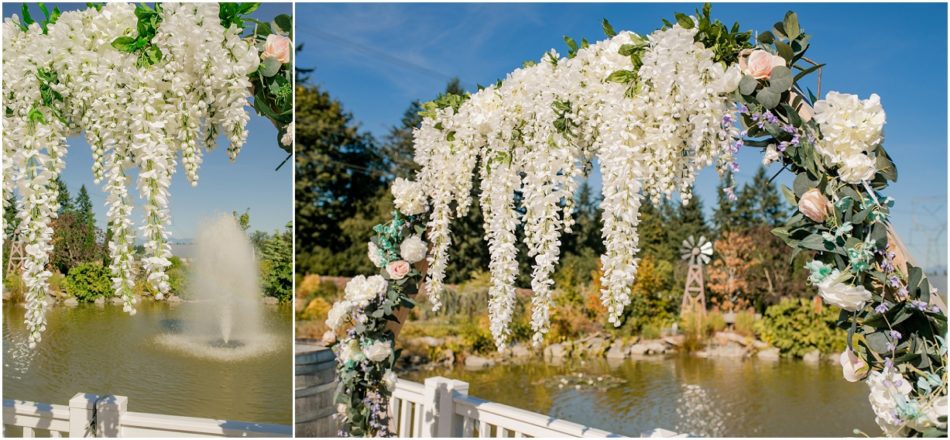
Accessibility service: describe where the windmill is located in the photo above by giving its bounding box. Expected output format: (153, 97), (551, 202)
(680, 235), (712, 315)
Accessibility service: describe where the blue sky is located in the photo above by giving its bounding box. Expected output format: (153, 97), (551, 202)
(3, 3), (293, 238)
(298, 2), (948, 271)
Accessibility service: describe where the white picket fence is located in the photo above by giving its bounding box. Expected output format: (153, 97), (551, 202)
(390, 377), (653, 438)
(2, 393), (291, 437)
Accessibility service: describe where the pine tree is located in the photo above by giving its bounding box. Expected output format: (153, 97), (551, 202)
(55, 177), (73, 215)
(748, 165), (786, 226)
(713, 177), (736, 236)
(75, 185), (95, 227)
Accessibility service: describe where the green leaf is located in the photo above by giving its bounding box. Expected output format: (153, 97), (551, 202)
(738, 75), (758, 95)
(781, 185), (797, 206)
(775, 41), (794, 63)
(602, 18), (616, 38)
(605, 70), (636, 84)
(21, 4), (35, 25)
(756, 87), (781, 109)
(768, 66), (793, 91)
(563, 35), (578, 57)
(111, 36), (137, 52)
(274, 14), (292, 33)
(757, 31), (775, 44)
(784, 11), (800, 40)
(793, 63), (824, 82)
(675, 13), (694, 29)
(800, 234), (831, 252)
(144, 45), (162, 64)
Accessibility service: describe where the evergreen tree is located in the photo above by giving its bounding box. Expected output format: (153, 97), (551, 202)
(713, 177), (736, 235)
(55, 177), (73, 215)
(4, 195), (18, 238)
(382, 78), (464, 179)
(748, 165), (786, 226)
(294, 84), (384, 275)
(75, 185), (95, 227)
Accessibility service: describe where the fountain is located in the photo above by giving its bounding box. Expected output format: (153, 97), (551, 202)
(155, 214), (278, 361)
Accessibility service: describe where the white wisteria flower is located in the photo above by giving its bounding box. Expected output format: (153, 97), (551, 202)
(399, 235), (427, 263)
(3, 3), (261, 346)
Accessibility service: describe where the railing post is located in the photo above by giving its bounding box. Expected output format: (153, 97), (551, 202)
(68, 393), (127, 437)
(95, 395), (127, 437)
(68, 394), (94, 437)
(421, 376), (469, 438)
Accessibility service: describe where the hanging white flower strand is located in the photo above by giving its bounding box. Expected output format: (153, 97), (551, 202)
(406, 21), (742, 347)
(2, 3), (259, 344)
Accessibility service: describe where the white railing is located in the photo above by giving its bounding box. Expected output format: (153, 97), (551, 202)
(3, 393), (291, 438)
(389, 377), (633, 438)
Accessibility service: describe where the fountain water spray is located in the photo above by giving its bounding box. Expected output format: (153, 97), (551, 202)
(157, 214), (277, 360)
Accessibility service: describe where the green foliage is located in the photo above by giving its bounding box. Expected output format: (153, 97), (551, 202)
(757, 298), (846, 357)
(295, 84), (385, 276)
(166, 256), (186, 297)
(734, 309), (757, 337)
(51, 212), (104, 275)
(15, 3), (62, 34)
(261, 222), (293, 302)
(218, 3), (260, 31)
(3, 273), (26, 303)
(458, 321), (494, 354)
(111, 3), (164, 68)
(64, 263), (112, 302)
(680, 3), (753, 65)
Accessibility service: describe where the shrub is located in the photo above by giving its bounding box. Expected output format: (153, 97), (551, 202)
(167, 256), (186, 297)
(757, 297), (846, 357)
(458, 316), (494, 354)
(296, 274), (321, 298)
(707, 309), (727, 333)
(640, 322), (663, 340)
(48, 272), (66, 297)
(734, 308), (757, 337)
(300, 297), (332, 322)
(3, 273), (26, 303)
(65, 263), (112, 302)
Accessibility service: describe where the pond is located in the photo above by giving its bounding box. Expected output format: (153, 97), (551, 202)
(404, 355), (881, 437)
(2, 301), (292, 425)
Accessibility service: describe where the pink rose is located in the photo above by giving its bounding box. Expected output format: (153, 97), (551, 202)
(798, 188), (831, 223)
(742, 49), (785, 80)
(262, 34), (291, 64)
(386, 260), (411, 280)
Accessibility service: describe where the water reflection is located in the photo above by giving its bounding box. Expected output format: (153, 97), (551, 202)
(2, 302), (291, 424)
(405, 355), (880, 437)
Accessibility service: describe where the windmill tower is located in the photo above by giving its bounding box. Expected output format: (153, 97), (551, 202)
(680, 235), (712, 316)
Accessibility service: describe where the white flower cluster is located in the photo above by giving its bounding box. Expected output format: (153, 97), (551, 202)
(405, 22), (741, 347)
(813, 92), (886, 184)
(2, 3), (259, 345)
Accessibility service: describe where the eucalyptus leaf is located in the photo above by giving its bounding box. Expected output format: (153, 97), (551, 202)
(756, 87), (781, 109)
(768, 66), (793, 91)
(738, 75), (758, 95)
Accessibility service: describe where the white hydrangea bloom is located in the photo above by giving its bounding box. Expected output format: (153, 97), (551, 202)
(813, 92), (886, 183)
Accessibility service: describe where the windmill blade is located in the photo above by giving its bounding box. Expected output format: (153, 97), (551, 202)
(700, 242), (713, 255)
(700, 254), (711, 265)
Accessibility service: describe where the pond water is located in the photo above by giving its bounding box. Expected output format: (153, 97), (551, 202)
(405, 355), (881, 437)
(2, 301), (292, 425)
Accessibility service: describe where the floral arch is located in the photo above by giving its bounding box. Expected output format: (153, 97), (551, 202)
(2, 3), (293, 347)
(325, 6), (948, 437)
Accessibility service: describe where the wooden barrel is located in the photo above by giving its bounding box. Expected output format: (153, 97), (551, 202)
(295, 341), (338, 437)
